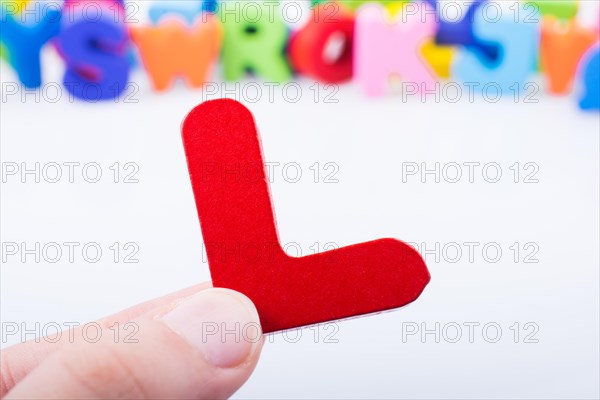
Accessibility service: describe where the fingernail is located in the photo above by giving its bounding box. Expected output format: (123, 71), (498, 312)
(160, 288), (262, 368)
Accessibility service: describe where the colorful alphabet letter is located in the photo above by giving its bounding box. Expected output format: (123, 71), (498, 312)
(354, 2), (438, 96)
(131, 16), (222, 91)
(58, 2), (130, 100)
(541, 18), (598, 94)
(425, 0), (498, 60)
(220, 2), (291, 82)
(452, 4), (540, 94)
(289, 4), (355, 83)
(0, 2), (61, 88)
(578, 44), (600, 110)
(182, 99), (430, 333)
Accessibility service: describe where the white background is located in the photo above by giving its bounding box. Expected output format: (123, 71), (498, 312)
(1, 1), (600, 399)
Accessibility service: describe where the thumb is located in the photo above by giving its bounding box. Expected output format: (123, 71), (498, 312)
(5, 288), (264, 400)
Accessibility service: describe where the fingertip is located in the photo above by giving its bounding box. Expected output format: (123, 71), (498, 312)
(160, 288), (263, 369)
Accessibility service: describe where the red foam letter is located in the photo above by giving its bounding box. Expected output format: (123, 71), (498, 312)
(182, 99), (430, 333)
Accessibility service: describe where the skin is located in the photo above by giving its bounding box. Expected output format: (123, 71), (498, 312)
(0, 283), (265, 399)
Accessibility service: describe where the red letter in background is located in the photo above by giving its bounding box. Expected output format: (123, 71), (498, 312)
(289, 5), (355, 84)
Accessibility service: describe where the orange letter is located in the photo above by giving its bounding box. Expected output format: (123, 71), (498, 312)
(541, 17), (598, 94)
(131, 16), (222, 91)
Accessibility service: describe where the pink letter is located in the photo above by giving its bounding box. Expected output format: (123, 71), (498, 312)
(354, 2), (438, 96)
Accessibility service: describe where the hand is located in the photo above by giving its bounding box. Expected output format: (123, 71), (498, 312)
(1, 284), (264, 399)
